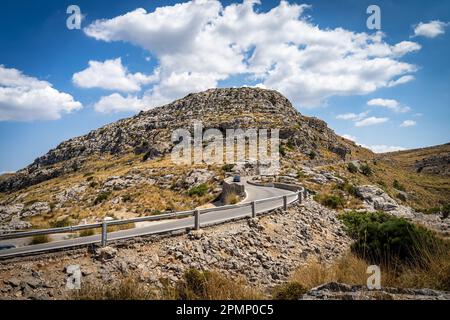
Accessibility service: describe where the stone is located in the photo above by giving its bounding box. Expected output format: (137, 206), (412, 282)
(95, 246), (118, 261)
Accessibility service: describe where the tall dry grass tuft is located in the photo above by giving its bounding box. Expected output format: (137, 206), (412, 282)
(289, 253), (368, 290)
(161, 269), (264, 300)
(223, 191), (239, 205)
(73, 277), (153, 300)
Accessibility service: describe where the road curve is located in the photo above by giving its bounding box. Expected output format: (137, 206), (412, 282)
(0, 179), (297, 259)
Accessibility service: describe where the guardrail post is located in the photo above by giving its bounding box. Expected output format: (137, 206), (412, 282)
(194, 210), (200, 230)
(283, 195), (288, 210)
(251, 201), (256, 218)
(101, 221), (108, 247)
(303, 188), (308, 200)
(298, 191), (302, 204)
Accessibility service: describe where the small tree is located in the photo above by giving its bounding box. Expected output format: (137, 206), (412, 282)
(360, 164), (372, 176)
(347, 162), (358, 174)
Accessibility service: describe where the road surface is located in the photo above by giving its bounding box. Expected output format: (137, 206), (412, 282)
(0, 178), (297, 259)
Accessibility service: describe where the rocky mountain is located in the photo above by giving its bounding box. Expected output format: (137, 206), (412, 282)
(0, 87), (370, 193)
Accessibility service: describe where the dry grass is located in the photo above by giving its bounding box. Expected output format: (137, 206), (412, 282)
(287, 247), (450, 292)
(290, 253), (369, 290)
(73, 277), (153, 300)
(72, 270), (264, 300)
(106, 222), (136, 233)
(223, 191), (239, 205)
(160, 269), (264, 300)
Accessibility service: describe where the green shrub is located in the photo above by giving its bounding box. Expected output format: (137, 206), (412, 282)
(442, 204), (450, 219)
(393, 179), (406, 191)
(315, 194), (344, 209)
(340, 211), (444, 266)
(273, 282), (307, 300)
(336, 181), (357, 196)
(93, 191), (111, 205)
(221, 164), (235, 172)
(122, 194), (133, 203)
(89, 181), (98, 188)
(279, 145), (287, 157)
(187, 184), (208, 197)
(360, 164), (372, 176)
(30, 234), (50, 245)
(296, 170), (306, 179)
(347, 162), (358, 174)
(396, 192), (407, 202)
(308, 151), (317, 160)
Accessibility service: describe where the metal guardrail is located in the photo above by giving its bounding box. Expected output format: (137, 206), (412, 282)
(0, 185), (307, 257)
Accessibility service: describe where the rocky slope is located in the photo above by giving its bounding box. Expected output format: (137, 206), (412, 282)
(0, 87), (370, 193)
(0, 200), (351, 299)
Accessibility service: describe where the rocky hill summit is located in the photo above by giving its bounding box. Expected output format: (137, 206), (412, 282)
(0, 87), (368, 192)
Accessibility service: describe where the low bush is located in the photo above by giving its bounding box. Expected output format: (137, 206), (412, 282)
(340, 211), (445, 266)
(360, 164), (372, 176)
(93, 191), (111, 205)
(308, 151), (317, 160)
(347, 162), (358, 174)
(315, 193), (344, 209)
(393, 179), (406, 191)
(187, 184), (208, 197)
(443, 204), (450, 219)
(336, 181), (357, 196)
(272, 282), (307, 300)
(221, 164), (235, 172)
(122, 194), (133, 203)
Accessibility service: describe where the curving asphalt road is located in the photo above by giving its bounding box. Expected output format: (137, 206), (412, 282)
(0, 179), (297, 259)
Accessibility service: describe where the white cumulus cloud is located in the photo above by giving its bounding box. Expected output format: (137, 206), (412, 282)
(354, 116), (388, 127)
(84, 0), (420, 109)
(93, 93), (148, 113)
(341, 134), (356, 142)
(412, 20), (448, 38)
(339, 133), (406, 153)
(400, 119), (416, 127)
(0, 65), (82, 121)
(336, 111), (369, 121)
(72, 58), (157, 92)
(367, 98), (410, 113)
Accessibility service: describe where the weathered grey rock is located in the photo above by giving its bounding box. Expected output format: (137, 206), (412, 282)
(95, 246), (118, 262)
(302, 282), (450, 300)
(356, 185), (399, 211)
(55, 184), (87, 203)
(21, 202), (51, 218)
(356, 184), (449, 235)
(185, 169), (214, 187)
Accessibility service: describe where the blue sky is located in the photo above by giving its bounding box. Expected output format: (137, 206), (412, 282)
(0, 0), (449, 172)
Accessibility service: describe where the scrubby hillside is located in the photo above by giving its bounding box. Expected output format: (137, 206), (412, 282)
(0, 87), (372, 231)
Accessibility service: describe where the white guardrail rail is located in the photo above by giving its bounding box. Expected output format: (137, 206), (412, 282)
(0, 185), (308, 259)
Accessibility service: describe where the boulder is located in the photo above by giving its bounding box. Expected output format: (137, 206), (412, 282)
(356, 185), (399, 211)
